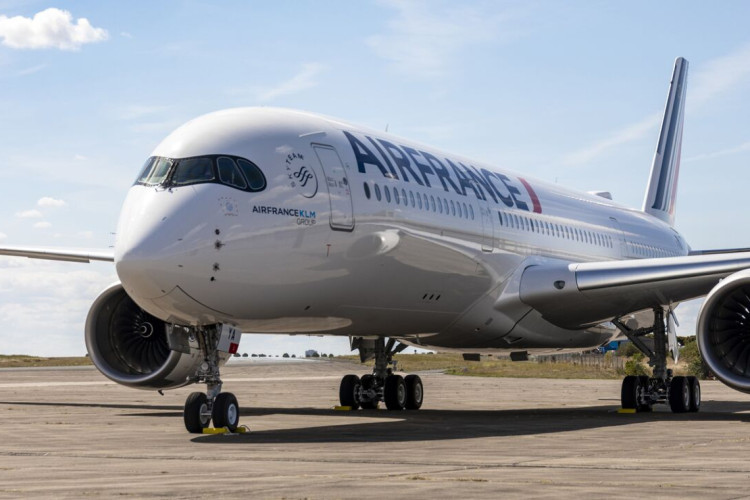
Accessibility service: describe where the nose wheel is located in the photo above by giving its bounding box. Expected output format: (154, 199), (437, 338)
(184, 391), (240, 433)
(183, 325), (242, 433)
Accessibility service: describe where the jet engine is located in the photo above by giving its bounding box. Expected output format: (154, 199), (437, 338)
(697, 269), (750, 393)
(85, 283), (205, 390)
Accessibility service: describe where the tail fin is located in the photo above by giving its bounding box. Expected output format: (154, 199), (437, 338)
(642, 57), (688, 226)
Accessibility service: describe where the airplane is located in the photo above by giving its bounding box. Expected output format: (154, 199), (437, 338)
(3, 56), (750, 433)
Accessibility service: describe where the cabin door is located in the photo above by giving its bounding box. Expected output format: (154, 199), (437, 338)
(313, 144), (355, 231)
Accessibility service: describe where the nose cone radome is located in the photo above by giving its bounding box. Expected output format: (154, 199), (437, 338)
(114, 185), (208, 300)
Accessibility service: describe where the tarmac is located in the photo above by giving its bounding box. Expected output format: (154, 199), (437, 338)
(2, 358), (750, 499)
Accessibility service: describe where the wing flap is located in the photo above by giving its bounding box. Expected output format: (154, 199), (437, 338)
(0, 245), (115, 263)
(519, 252), (750, 328)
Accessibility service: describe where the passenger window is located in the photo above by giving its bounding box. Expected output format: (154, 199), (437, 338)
(450, 200), (456, 216)
(402, 189), (408, 206)
(409, 191), (415, 207)
(470, 205), (475, 220)
(437, 197), (443, 214)
(364, 182), (371, 199)
(384, 186), (392, 203)
(394, 188), (401, 205)
(417, 192), (423, 209)
(171, 157), (215, 186)
(217, 157), (248, 189)
(430, 196), (436, 212)
(462, 203), (468, 218)
(443, 199), (449, 214)
(374, 184), (382, 201)
(236, 159), (266, 191)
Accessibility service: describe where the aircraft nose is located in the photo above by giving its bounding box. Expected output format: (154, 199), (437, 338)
(114, 185), (206, 300)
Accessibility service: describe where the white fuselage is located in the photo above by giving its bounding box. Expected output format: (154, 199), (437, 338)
(114, 108), (688, 353)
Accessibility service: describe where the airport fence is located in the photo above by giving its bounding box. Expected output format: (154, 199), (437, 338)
(534, 352), (626, 371)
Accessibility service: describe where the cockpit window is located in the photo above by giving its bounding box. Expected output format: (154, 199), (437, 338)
(170, 157), (215, 185)
(133, 154), (267, 193)
(136, 157), (173, 185)
(236, 158), (266, 191)
(217, 157), (248, 189)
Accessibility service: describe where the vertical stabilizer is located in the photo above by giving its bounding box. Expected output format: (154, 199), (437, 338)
(643, 57), (688, 226)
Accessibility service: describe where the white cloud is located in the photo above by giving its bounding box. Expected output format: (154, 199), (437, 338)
(0, 259), (116, 356)
(37, 196), (66, 207)
(74, 154), (87, 161)
(15, 209), (42, 218)
(691, 43), (750, 107)
(685, 140), (750, 162)
(561, 44), (750, 166)
(561, 112), (662, 167)
(33, 221), (51, 229)
(13, 64), (45, 77)
(367, 0), (512, 78)
(120, 31), (132, 39)
(0, 8), (108, 50)
(254, 63), (324, 102)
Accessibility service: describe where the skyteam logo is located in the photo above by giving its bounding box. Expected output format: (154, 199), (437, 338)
(285, 152), (318, 198)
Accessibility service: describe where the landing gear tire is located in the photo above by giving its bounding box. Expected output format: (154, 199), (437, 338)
(384, 374), (406, 410)
(359, 374), (378, 409)
(687, 376), (701, 412)
(404, 374), (423, 410)
(184, 392), (211, 434)
(621, 375), (639, 410)
(212, 392), (240, 432)
(339, 374), (361, 409)
(637, 375), (653, 412)
(669, 375), (690, 413)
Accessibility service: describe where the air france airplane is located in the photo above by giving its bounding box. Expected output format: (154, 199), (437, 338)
(3, 57), (750, 433)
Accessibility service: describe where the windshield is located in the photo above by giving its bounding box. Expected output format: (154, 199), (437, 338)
(133, 155), (267, 192)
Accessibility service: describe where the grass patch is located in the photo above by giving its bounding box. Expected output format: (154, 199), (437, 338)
(0, 355), (92, 368)
(338, 353), (632, 379)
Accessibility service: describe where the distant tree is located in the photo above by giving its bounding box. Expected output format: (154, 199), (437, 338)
(328, 353), (334, 358)
(291, 354), (296, 358)
(681, 338), (710, 379)
(251, 354), (258, 358)
(283, 353), (290, 358)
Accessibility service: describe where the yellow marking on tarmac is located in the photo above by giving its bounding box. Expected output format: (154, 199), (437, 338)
(202, 426), (250, 435)
(617, 408), (637, 414)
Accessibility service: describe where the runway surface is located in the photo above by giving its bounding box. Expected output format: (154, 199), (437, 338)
(2, 358), (750, 499)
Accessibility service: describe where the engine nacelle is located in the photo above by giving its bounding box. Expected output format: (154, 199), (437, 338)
(697, 269), (750, 393)
(85, 283), (206, 390)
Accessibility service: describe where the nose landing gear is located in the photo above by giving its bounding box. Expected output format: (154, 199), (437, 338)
(339, 337), (424, 411)
(183, 325), (241, 433)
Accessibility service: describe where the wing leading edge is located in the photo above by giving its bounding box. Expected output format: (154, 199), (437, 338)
(0, 245), (115, 263)
(519, 252), (750, 329)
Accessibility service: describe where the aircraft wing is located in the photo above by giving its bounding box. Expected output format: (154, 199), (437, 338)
(0, 245), (115, 263)
(518, 251), (750, 328)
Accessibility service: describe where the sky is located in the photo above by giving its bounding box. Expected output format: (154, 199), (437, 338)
(1, 1), (750, 356)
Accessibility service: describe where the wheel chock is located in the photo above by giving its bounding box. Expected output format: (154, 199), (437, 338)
(202, 426), (250, 435)
(617, 408), (637, 414)
(333, 405), (353, 411)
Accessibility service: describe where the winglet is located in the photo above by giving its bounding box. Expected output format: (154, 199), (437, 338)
(642, 57), (688, 227)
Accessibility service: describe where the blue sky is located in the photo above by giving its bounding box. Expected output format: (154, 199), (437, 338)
(1, 1), (749, 356)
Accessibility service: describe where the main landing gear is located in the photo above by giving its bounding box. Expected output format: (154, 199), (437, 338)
(183, 326), (240, 433)
(339, 337), (424, 411)
(614, 308), (701, 413)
